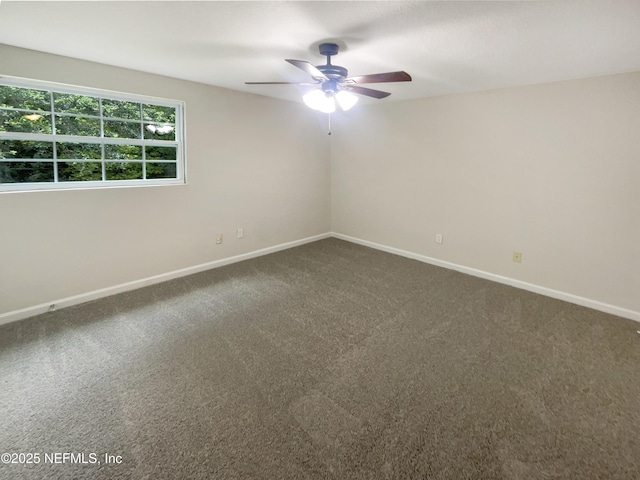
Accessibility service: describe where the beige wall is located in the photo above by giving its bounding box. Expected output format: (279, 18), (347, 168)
(0, 45), (330, 315)
(331, 72), (640, 315)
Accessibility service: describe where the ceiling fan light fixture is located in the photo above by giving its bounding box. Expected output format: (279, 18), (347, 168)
(303, 89), (335, 113)
(335, 90), (358, 111)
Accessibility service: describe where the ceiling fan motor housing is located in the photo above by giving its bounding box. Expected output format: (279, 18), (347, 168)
(316, 65), (348, 80)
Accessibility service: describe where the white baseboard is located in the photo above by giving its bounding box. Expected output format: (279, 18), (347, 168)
(4, 231), (638, 326)
(0, 233), (331, 327)
(331, 232), (640, 324)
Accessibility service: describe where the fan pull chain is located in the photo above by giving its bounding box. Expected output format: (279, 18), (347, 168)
(328, 113), (331, 135)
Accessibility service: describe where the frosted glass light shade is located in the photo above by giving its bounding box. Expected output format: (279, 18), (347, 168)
(335, 91), (358, 111)
(303, 90), (336, 113)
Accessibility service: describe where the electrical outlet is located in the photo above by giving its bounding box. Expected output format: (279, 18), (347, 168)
(236, 228), (244, 239)
(216, 234), (223, 245)
(435, 234), (443, 244)
(512, 251), (522, 263)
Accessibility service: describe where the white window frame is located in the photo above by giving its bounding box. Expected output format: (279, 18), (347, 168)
(0, 75), (186, 192)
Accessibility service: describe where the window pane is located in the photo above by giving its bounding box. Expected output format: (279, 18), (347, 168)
(1, 78), (183, 191)
(105, 144), (142, 160)
(102, 99), (141, 120)
(57, 142), (101, 160)
(0, 161), (54, 183)
(144, 123), (175, 141)
(145, 145), (176, 160)
(58, 161), (103, 182)
(146, 162), (177, 179)
(104, 119), (141, 139)
(106, 162), (142, 180)
(55, 115), (100, 136)
(0, 140), (54, 159)
(0, 85), (50, 111)
(53, 93), (99, 116)
(143, 104), (175, 123)
(0, 110), (52, 134)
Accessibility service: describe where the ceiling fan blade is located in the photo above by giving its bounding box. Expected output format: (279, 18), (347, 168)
(285, 59), (329, 81)
(245, 82), (317, 85)
(346, 71), (412, 84)
(343, 85), (391, 99)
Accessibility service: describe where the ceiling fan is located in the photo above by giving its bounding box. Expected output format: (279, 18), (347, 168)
(245, 42), (412, 113)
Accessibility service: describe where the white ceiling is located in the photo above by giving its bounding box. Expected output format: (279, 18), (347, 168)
(2, 1), (640, 105)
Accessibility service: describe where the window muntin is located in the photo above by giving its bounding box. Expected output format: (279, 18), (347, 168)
(0, 76), (185, 191)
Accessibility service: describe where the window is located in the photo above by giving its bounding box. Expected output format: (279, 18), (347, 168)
(0, 75), (185, 191)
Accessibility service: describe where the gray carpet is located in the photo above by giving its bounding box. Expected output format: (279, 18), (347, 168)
(1, 238), (639, 479)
